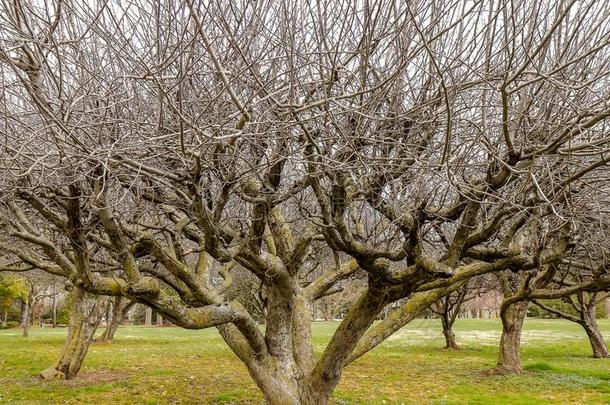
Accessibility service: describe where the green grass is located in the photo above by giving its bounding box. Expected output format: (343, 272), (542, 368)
(0, 319), (609, 404)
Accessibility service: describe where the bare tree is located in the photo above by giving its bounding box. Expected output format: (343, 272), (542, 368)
(95, 296), (135, 343)
(430, 278), (490, 349)
(1, 0), (610, 403)
(535, 292), (610, 358)
(39, 284), (108, 380)
(13, 272), (57, 337)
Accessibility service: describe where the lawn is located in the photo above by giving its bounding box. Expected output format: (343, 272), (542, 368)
(1, 318), (609, 404)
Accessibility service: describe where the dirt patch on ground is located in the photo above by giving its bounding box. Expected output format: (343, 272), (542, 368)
(63, 370), (129, 386)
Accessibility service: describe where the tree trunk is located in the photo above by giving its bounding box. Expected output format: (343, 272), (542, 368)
(322, 296), (331, 321)
(245, 360), (333, 404)
(307, 285), (389, 404)
(441, 314), (458, 350)
(240, 374), (330, 405)
(52, 292), (57, 328)
(105, 301), (111, 327)
(581, 304), (610, 358)
(95, 297), (134, 343)
(39, 287), (105, 380)
(20, 299), (31, 337)
(156, 313), (163, 326)
(495, 299), (528, 374)
(241, 284), (391, 405)
(243, 371), (329, 405)
(144, 306), (152, 325)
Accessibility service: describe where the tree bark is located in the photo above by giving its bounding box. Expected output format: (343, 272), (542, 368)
(52, 290), (57, 328)
(95, 297), (134, 343)
(20, 299), (31, 337)
(495, 299), (528, 373)
(39, 287), (105, 380)
(581, 303), (610, 358)
(306, 285), (389, 405)
(235, 282), (392, 405)
(349, 282), (466, 363)
(535, 293), (609, 359)
(246, 360), (333, 405)
(441, 313), (459, 350)
(244, 373), (340, 405)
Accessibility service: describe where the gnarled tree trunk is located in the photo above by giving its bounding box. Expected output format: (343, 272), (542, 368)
(233, 281), (391, 405)
(581, 302), (610, 358)
(441, 313), (459, 350)
(535, 293), (610, 359)
(39, 286), (105, 380)
(495, 299), (528, 373)
(95, 297), (134, 343)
